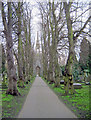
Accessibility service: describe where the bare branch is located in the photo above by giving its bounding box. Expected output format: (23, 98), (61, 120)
(74, 16), (91, 40)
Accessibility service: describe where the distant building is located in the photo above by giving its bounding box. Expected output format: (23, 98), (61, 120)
(33, 32), (43, 76)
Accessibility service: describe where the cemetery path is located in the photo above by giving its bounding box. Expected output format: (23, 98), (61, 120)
(18, 77), (77, 118)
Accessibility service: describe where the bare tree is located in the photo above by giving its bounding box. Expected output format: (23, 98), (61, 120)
(1, 2), (20, 95)
(63, 1), (91, 95)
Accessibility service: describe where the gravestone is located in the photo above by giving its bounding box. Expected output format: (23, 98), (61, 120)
(60, 80), (64, 84)
(73, 83), (82, 89)
(85, 82), (90, 85)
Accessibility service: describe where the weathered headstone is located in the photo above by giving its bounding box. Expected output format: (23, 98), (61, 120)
(73, 83), (82, 89)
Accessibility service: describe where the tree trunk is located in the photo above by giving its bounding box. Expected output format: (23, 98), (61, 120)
(27, 25), (32, 82)
(17, 2), (25, 88)
(49, 1), (55, 83)
(50, 1), (60, 87)
(2, 44), (7, 88)
(2, 2), (20, 96)
(6, 32), (20, 95)
(24, 19), (29, 83)
(64, 2), (75, 95)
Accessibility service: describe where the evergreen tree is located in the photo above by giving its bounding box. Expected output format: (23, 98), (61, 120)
(79, 38), (89, 70)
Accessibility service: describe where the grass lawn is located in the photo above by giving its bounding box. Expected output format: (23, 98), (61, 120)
(2, 76), (35, 118)
(43, 78), (90, 119)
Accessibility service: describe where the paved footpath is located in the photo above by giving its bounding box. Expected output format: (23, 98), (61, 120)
(18, 77), (77, 118)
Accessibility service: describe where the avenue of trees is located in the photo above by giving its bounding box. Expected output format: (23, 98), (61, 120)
(38, 1), (91, 95)
(1, 2), (34, 95)
(1, 1), (91, 96)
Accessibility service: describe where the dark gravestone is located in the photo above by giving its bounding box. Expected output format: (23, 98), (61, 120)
(73, 83), (82, 89)
(60, 80), (64, 84)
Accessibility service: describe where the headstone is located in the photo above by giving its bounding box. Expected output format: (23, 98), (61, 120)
(60, 80), (64, 84)
(85, 82), (90, 85)
(73, 83), (82, 89)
